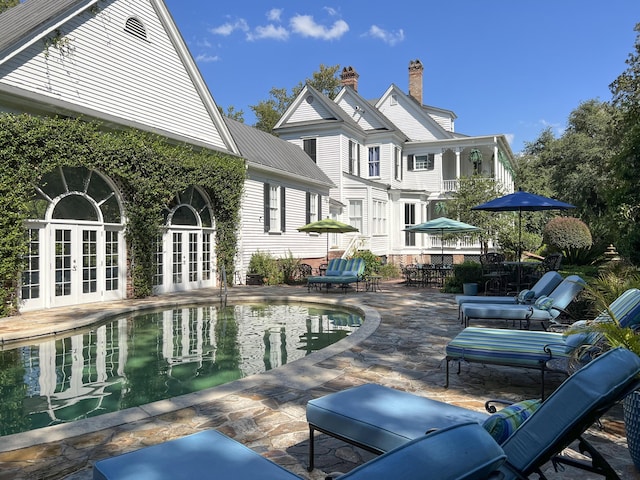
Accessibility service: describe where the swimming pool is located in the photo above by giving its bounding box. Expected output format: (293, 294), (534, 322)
(0, 302), (362, 436)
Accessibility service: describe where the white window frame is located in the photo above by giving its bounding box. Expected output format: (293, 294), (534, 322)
(372, 200), (387, 235)
(309, 193), (318, 223)
(414, 153), (435, 170)
(269, 185), (281, 232)
(368, 146), (380, 177)
(348, 200), (363, 234)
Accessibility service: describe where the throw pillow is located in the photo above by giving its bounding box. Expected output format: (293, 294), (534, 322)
(483, 399), (542, 443)
(534, 295), (554, 311)
(516, 289), (536, 304)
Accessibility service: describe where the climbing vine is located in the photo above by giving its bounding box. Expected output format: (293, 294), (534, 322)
(0, 114), (245, 316)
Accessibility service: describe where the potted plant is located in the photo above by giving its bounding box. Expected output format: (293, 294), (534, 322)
(448, 261), (483, 294)
(567, 270), (640, 469)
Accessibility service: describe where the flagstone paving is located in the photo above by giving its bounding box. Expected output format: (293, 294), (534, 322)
(0, 280), (638, 479)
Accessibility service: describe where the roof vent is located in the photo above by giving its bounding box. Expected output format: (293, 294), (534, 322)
(125, 17), (147, 41)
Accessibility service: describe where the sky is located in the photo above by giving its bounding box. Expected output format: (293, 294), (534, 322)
(163, 0), (640, 154)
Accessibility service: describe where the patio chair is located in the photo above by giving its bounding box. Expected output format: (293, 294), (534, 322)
(447, 288), (640, 397)
(455, 271), (563, 321)
(93, 422), (506, 480)
(305, 348), (640, 479)
(460, 274), (586, 329)
(523, 252), (563, 286)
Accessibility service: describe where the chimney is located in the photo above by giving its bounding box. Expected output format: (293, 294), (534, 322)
(408, 59), (423, 104)
(340, 66), (359, 91)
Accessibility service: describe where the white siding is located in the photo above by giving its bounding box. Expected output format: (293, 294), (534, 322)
(238, 175), (330, 275)
(378, 96), (444, 141)
(289, 95), (334, 123)
(0, 0), (227, 149)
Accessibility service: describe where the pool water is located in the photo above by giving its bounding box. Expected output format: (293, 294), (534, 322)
(0, 302), (362, 436)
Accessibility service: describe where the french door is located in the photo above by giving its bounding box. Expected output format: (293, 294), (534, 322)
(51, 225), (122, 307)
(154, 228), (214, 294)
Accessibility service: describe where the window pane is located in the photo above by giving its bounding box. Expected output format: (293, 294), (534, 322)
(171, 206), (198, 226)
(52, 195), (99, 221)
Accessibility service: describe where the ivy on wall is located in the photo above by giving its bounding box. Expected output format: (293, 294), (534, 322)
(0, 113), (245, 316)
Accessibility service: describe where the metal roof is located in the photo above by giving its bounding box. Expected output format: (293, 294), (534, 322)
(225, 118), (334, 187)
(0, 0), (92, 58)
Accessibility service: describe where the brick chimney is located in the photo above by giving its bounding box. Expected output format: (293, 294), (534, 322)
(408, 59), (423, 104)
(340, 66), (359, 91)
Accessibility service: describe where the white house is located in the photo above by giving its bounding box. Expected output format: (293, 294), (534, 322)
(0, 0), (331, 310)
(274, 60), (515, 266)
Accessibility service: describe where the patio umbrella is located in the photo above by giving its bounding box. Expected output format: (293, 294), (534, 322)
(471, 189), (575, 283)
(404, 217), (480, 265)
(298, 218), (359, 261)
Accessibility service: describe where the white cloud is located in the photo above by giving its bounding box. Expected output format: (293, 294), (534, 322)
(290, 15), (349, 40)
(366, 25), (404, 46)
(267, 8), (282, 22)
(248, 24), (289, 41)
(210, 18), (249, 36)
(196, 53), (220, 63)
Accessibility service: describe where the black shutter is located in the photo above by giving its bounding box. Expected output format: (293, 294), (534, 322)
(263, 183), (270, 232)
(306, 192), (311, 224)
(318, 195), (322, 220)
(280, 187), (286, 232)
(408, 154), (414, 171)
(357, 144), (361, 176)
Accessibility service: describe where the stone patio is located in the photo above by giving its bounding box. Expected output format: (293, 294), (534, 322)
(0, 280), (638, 479)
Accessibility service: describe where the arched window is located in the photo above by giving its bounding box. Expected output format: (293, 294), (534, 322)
(22, 167), (125, 311)
(124, 16), (147, 41)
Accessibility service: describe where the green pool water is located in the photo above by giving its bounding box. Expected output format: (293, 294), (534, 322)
(0, 302), (362, 436)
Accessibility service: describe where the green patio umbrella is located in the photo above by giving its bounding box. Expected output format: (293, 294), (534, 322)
(404, 217), (480, 265)
(298, 218), (359, 261)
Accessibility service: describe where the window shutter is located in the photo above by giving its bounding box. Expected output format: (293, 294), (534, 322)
(280, 187), (286, 232)
(306, 192), (311, 224)
(408, 154), (414, 171)
(263, 183), (270, 232)
(357, 145), (361, 176)
(318, 195), (322, 220)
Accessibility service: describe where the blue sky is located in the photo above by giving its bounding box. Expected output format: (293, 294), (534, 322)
(163, 1), (640, 154)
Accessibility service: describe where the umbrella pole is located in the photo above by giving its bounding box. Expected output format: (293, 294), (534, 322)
(517, 210), (522, 287)
(440, 229), (444, 266)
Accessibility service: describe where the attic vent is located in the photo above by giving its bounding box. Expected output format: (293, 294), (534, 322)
(125, 17), (147, 40)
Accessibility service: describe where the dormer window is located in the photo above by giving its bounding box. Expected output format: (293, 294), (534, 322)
(125, 17), (147, 41)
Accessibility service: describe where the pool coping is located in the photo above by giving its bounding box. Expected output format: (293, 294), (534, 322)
(0, 294), (381, 453)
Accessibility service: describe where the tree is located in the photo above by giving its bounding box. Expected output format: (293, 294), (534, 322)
(250, 64), (342, 134)
(540, 100), (617, 237)
(0, 0), (19, 14)
(218, 105), (244, 123)
(446, 175), (509, 254)
(608, 22), (640, 264)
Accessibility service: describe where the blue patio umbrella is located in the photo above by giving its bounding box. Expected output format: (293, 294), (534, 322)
(472, 189), (575, 282)
(404, 217), (480, 265)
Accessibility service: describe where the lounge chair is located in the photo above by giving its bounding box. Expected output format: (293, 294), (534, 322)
(455, 271), (563, 320)
(460, 274), (586, 329)
(306, 348), (640, 479)
(92, 422), (506, 480)
(307, 258), (366, 292)
(446, 288), (640, 397)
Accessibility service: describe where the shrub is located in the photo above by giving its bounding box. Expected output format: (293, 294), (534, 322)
(443, 261), (482, 293)
(248, 251), (282, 285)
(279, 250), (301, 285)
(543, 217), (592, 252)
(350, 250), (381, 277)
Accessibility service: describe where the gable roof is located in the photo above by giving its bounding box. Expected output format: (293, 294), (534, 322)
(225, 117), (333, 188)
(0, 0), (239, 155)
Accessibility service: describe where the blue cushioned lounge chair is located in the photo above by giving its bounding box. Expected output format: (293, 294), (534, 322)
(306, 348), (640, 479)
(460, 274), (586, 329)
(93, 422), (506, 480)
(307, 257), (365, 293)
(455, 271), (563, 320)
(447, 288), (640, 397)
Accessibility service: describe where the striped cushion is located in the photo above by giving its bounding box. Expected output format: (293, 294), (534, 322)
(483, 399), (541, 443)
(446, 327), (568, 367)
